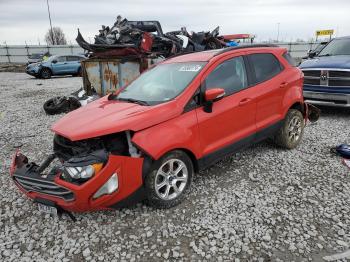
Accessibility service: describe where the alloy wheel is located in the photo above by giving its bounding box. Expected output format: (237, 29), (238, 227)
(154, 159), (188, 200)
(288, 116), (302, 143)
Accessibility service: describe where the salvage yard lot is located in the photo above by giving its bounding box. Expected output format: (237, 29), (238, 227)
(1, 72), (350, 261)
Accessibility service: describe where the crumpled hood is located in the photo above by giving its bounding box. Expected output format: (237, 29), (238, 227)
(300, 55), (350, 70)
(51, 96), (181, 141)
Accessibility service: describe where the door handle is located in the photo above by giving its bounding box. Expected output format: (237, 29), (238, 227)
(239, 98), (252, 106)
(280, 82), (289, 88)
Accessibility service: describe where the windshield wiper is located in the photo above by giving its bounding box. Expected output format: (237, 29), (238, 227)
(317, 54), (331, 57)
(117, 97), (149, 106)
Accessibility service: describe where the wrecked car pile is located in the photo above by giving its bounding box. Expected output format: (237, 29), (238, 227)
(77, 16), (229, 58)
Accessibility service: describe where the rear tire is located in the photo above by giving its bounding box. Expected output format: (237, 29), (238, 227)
(40, 68), (51, 79)
(273, 109), (304, 149)
(144, 150), (193, 209)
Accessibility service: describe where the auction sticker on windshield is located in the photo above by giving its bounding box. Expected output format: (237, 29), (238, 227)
(179, 65), (202, 72)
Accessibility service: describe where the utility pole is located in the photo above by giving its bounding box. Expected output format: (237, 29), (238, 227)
(276, 22), (280, 42)
(46, 0), (54, 45)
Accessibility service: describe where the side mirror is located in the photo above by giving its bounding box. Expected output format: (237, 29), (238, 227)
(203, 88), (225, 113)
(205, 88), (225, 101)
(308, 51), (316, 58)
(52, 60), (57, 64)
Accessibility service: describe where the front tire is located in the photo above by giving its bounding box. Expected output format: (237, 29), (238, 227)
(40, 68), (51, 79)
(273, 109), (304, 149)
(144, 150), (193, 209)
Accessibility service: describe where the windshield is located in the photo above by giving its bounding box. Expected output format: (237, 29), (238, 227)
(116, 62), (206, 105)
(318, 38), (350, 56)
(45, 55), (57, 62)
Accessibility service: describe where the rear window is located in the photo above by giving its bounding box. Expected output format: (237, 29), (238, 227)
(283, 52), (297, 67)
(248, 53), (283, 83)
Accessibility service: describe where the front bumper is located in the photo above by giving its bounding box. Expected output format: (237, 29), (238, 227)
(10, 151), (144, 213)
(303, 86), (350, 107)
(26, 68), (40, 77)
(303, 91), (350, 107)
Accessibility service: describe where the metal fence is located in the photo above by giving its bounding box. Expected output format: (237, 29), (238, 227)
(0, 45), (84, 63)
(0, 42), (321, 64)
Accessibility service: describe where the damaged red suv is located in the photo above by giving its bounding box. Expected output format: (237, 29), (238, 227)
(11, 45), (319, 214)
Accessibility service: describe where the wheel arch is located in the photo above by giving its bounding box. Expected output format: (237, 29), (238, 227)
(172, 148), (199, 173)
(39, 66), (52, 75)
(284, 100), (306, 119)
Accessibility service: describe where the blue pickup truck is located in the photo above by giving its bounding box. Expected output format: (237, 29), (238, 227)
(299, 36), (350, 107)
(26, 55), (86, 79)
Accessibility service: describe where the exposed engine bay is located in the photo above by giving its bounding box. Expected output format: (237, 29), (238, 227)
(52, 131), (142, 184)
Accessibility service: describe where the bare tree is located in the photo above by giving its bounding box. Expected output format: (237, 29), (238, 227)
(45, 27), (67, 45)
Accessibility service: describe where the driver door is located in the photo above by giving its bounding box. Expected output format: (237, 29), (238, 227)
(195, 54), (257, 159)
(51, 56), (67, 75)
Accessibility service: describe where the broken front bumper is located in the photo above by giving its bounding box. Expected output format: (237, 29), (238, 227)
(10, 151), (144, 213)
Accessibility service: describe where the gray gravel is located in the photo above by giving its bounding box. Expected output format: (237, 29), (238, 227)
(1, 72), (350, 261)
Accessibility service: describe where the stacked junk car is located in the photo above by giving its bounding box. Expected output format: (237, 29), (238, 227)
(43, 16), (238, 115)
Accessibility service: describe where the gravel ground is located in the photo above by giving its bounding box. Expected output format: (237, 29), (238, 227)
(1, 72), (350, 261)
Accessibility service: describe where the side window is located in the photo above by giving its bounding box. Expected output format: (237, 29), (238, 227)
(205, 56), (248, 96)
(56, 56), (66, 62)
(283, 52), (297, 67)
(66, 56), (77, 62)
(248, 53), (283, 83)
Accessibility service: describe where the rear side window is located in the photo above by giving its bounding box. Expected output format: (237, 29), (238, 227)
(248, 53), (283, 83)
(283, 52), (297, 67)
(67, 56), (81, 62)
(205, 56), (248, 96)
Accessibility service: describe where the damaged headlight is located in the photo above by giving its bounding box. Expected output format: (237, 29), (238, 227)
(63, 163), (103, 181)
(93, 173), (118, 199)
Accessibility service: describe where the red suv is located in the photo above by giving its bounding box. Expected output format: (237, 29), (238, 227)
(10, 45), (318, 214)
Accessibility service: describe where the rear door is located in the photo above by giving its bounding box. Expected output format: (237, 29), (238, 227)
(66, 56), (82, 74)
(246, 52), (286, 132)
(195, 53), (258, 159)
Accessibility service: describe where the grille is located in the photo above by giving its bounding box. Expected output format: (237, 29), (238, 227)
(329, 71), (350, 78)
(13, 174), (74, 201)
(329, 79), (350, 87)
(303, 70), (321, 77)
(304, 78), (320, 85)
(302, 69), (350, 87)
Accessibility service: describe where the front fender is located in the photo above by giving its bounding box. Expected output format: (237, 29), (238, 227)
(132, 111), (201, 160)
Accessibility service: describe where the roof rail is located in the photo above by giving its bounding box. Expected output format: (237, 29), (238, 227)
(214, 44), (279, 56)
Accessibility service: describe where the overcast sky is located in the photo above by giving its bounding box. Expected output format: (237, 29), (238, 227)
(0, 0), (349, 45)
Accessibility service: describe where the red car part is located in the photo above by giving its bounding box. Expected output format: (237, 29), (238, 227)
(10, 151), (143, 212)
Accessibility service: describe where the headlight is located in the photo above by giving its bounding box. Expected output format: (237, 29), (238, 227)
(93, 173), (118, 199)
(64, 163), (103, 180)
